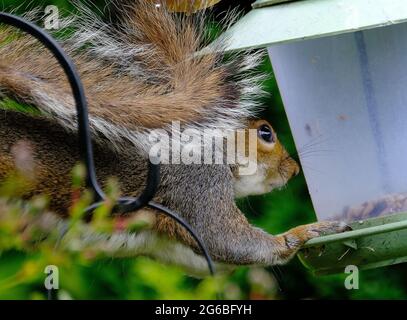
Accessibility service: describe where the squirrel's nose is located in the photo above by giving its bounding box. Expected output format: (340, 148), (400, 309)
(293, 163), (300, 176)
(282, 156), (301, 179)
(289, 160), (300, 178)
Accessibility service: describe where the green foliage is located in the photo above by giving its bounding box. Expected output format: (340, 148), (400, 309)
(0, 98), (40, 116)
(0, 163), (280, 300)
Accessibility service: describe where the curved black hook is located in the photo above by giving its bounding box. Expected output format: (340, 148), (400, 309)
(0, 12), (215, 276)
(149, 202), (216, 275)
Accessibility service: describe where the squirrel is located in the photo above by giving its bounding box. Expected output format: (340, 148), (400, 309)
(0, 0), (348, 275)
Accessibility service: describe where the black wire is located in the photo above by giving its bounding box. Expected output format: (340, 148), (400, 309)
(116, 161), (161, 213)
(83, 200), (216, 276)
(148, 202), (216, 276)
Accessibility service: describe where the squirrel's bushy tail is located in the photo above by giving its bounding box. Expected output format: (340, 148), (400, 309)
(0, 0), (265, 152)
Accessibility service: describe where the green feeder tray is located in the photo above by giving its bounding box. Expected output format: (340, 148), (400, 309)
(298, 212), (407, 275)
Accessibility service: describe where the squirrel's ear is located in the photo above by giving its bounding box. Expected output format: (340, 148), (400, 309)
(159, 0), (222, 13)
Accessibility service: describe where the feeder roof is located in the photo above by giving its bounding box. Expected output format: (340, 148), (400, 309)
(221, 0), (407, 51)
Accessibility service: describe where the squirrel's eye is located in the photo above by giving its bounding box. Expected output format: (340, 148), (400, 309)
(258, 124), (274, 143)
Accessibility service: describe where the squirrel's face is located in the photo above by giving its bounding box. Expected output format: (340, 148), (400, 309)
(233, 120), (300, 198)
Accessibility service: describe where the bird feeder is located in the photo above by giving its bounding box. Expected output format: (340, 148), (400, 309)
(220, 0), (407, 274)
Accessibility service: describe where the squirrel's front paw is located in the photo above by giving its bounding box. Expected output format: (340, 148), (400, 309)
(275, 221), (350, 264)
(299, 221), (351, 241)
(288, 220), (350, 246)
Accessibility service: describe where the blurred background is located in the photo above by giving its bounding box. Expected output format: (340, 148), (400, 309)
(0, 0), (406, 299)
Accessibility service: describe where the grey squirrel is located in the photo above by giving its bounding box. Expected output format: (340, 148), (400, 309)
(0, 0), (347, 275)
